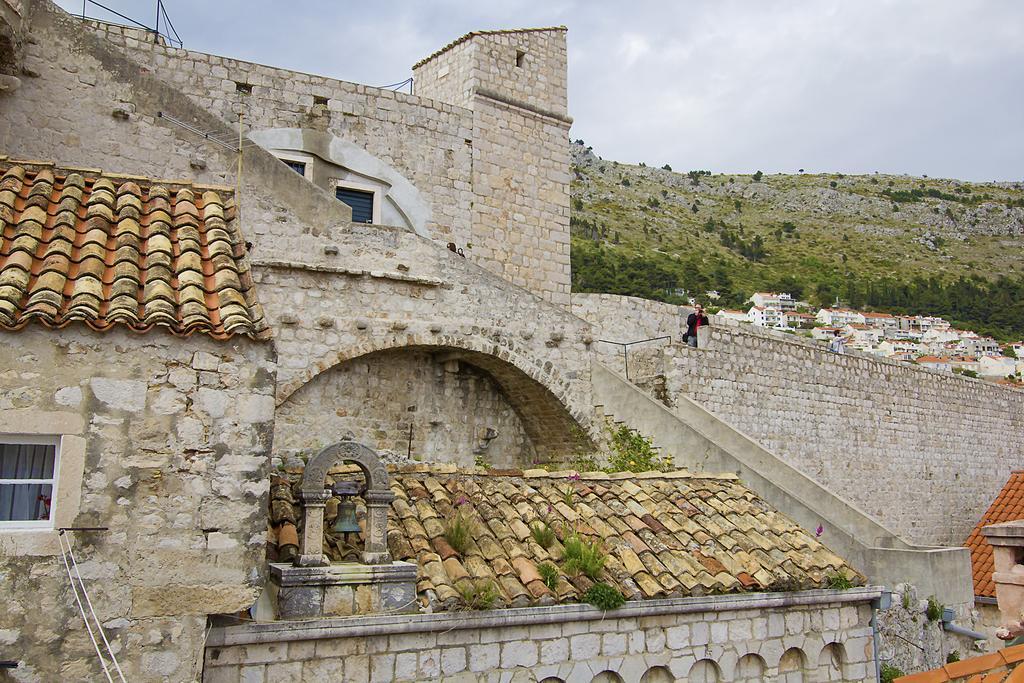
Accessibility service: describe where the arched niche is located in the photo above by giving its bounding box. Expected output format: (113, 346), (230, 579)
(779, 647), (808, 682)
(815, 642), (846, 681)
(736, 653), (767, 682)
(639, 666), (674, 683)
(296, 439), (393, 566)
(688, 659), (722, 683)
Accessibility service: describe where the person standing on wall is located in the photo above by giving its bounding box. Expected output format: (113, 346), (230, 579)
(685, 304), (709, 348)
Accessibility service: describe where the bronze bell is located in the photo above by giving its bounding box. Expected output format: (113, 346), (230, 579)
(332, 480), (362, 534)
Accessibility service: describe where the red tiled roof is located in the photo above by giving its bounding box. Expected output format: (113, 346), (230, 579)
(965, 471), (1024, 598)
(895, 642), (1024, 681)
(0, 162), (268, 340)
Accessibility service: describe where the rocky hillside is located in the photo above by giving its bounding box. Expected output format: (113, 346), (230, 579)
(569, 142), (1024, 338)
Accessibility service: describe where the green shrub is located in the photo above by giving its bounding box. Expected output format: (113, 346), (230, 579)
(826, 572), (854, 590)
(538, 562), (559, 591)
(456, 579), (499, 610)
(880, 663), (904, 683)
(752, 170), (763, 182)
(530, 521), (556, 549)
(563, 535), (607, 580)
(946, 650), (960, 663)
(606, 425), (671, 473)
(901, 591), (911, 610)
(444, 512), (475, 555)
(584, 582), (625, 610)
(926, 596), (944, 621)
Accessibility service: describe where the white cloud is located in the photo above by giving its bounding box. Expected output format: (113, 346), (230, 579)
(54, 0), (1024, 180)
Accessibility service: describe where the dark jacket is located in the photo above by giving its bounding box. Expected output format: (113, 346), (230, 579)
(685, 312), (709, 339)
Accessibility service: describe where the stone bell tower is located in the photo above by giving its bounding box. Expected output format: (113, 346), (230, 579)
(413, 27), (572, 307)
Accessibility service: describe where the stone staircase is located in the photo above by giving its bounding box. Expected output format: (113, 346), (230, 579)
(591, 361), (973, 603)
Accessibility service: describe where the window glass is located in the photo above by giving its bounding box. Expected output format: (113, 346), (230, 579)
(335, 187), (374, 224)
(283, 160), (307, 176)
(0, 442), (58, 524)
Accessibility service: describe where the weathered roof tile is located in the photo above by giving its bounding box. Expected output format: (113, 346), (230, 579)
(0, 163), (268, 340)
(374, 467), (864, 610)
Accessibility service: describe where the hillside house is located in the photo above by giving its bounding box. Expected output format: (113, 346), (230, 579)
(815, 308), (866, 327)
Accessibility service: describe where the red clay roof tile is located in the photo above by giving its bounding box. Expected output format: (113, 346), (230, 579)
(966, 473), (1024, 598)
(0, 163), (268, 340)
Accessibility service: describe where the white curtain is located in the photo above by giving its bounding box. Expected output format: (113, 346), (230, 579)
(0, 443), (55, 522)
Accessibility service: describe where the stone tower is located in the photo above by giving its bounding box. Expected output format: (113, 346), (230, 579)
(413, 27), (572, 306)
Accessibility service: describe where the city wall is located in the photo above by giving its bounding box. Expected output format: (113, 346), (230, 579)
(573, 293), (1024, 547)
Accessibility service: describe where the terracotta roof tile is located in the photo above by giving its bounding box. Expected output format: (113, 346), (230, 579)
(376, 467), (864, 610)
(966, 472), (1024, 598)
(896, 644), (1024, 682)
(0, 163), (268, 340)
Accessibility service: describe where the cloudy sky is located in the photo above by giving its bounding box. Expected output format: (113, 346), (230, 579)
(57, 1), (1024, 181)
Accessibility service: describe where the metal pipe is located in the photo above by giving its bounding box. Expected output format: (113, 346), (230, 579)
(941, 607), (988, 641)
(942, 620), (988, 641)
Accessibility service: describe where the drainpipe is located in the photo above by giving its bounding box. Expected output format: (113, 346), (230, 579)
(872, 591), (892, 683)
(941, 607), (988, 641)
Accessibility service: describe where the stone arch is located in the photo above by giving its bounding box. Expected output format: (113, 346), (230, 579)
(248, 127), (432, 237)
(814, 642), (846, 681)
(735, 653), (767, 681)
(277, 334), (597, 461)
(687, 659), (721, 682)
(779, 647), (808, 682)
(538, 678), (565, 683)
(639, 665), (674, 682)
(591, 673), (624, 683)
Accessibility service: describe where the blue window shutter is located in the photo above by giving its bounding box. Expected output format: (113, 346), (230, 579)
(335, 187), (374, 223)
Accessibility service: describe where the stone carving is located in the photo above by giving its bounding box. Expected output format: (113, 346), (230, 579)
(297, 438), (394, 566)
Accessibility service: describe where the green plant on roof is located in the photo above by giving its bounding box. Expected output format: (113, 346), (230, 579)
(456, 578), (499, 610)
(825, 572), (854, 590)
(946, 650), (961, 663)
(563, 534), (607, 580)
(926, 596), (944, 622)
(538, 562), (559, 592)
(561, 485), (575, 507)
(901, 591), (912, 610)
(530, 520), (556, 549)
(880, 663), (904, 683)
(473, 453), (492, 470)
(584, 582), (625, 611)
(606, 425), (671, 473)
(444, 512), (475, 556)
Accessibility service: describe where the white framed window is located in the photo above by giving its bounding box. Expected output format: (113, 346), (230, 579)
(274, 150), (315, 180)
(0, 435), (61, 530)
(334, 179), (381, 225)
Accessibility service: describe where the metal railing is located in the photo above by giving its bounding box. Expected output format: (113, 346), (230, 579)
(597, 336), (672, 381)
(78, 0), (183, 48)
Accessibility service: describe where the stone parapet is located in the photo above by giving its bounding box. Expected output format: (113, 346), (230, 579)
(204, 588), (882, 682)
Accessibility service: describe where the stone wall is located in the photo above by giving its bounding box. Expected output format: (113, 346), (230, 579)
(0, 325), (276, 682)
(274, 348), (536, 469)
(76, 19), (476, 249)
(573, 293), (1024, 547)
(0, 2), (601, 463)
(203, 589), (879, 682)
